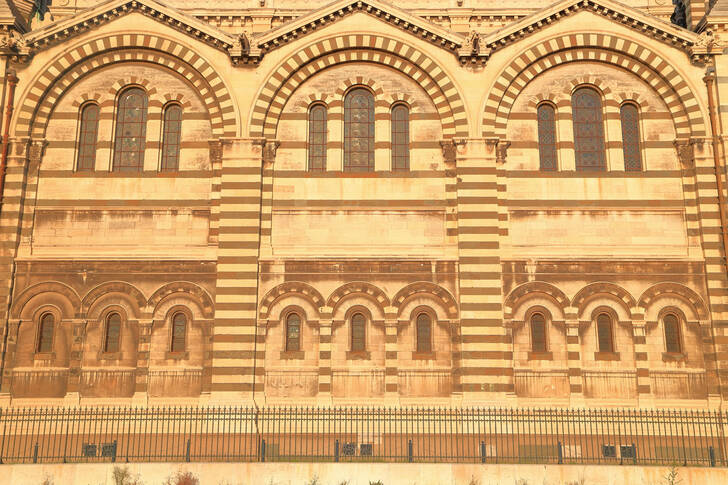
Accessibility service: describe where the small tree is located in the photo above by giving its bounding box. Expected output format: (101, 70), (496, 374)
(112, 466), (144, 485)
(164, 471), (200, 485)
(663, 465), (682, 485)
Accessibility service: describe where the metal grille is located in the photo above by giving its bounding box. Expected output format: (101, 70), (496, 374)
(391, 104), (410, 171)
(530, 313), (547, 352)
(620, 103), (642, 171)
(76, 103), (99, 171)
(537, 104), (557, 171)
(104, 313), (121, 353)
(0, 407), (725, 467)
(285, 314), (300, 352)
(351, 313), (366, 352)
(572, 87), (606, 171)
(161, 104), (182, 172)
(171, 313), (186, 353)
(36, 313), (54, 353)
(597, 313), (614, 353)
(344, 88), (374, 172)
(112, 87), (148, 172)
(416, 313), (431, 352)
(308, 104), (327, 171)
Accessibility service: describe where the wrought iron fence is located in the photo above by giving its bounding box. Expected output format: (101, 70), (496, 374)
(0, 406), (725, 466)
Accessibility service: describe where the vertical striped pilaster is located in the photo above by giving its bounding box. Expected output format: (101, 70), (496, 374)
(133, 320), (153, 403)
(564, 319), (583, 406)
(64, 319), (86, 404)
(384, 316), (399, 400)
(457, 139), (508, 402)
(211, 138), (264, 402)
(208, 141), (222, 246)
(632, 321), (653, 408)
(318, 315), (333, 402)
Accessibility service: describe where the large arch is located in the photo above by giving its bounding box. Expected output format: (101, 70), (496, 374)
(391, 282), (458, 319)
(503, 281), (570, 317)
(481, 33), (706, 139)
(638, 282), (709, 320)
(14, 32), (237, 138)
(249, 33), (468, 139)
(147, 281), (215, 320)
(81, 281), (147, 317)
(10, 281), (82, 319)
(327, 281), (390, 316)
(259, 282), (326, 320)
(571, 282), (637, 317)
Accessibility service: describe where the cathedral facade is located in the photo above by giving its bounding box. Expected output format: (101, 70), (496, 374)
(0, 0), (725, 409)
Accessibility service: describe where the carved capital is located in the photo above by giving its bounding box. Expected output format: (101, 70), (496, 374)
(28, 139), (48, 162)
(0, 29), (27, 56)
(439, 138), (467, 164)
(262, 140), (280, 165)
(673, 139), (696, 169)
(208, 140), (223, 165)
(485, 138), (511, 164)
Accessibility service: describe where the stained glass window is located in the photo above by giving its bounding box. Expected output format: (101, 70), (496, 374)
(308, 104), (327, 171)
(104, 313), (121, 353)
(416, 313), (432, 352)
(77, 103), (99, 171)
(620, 103), (642, 171)
(344, 88), (374, 172)
(391, 104), (410, 171)
(597, 313), (614, 353)
(572, 87), (606, 171)
(351, 313), (366, 351)
(664, 314), (682, 353)
(286, 313), (301, 351)
(112, 87), (148, 172)
(161, 104), (182, 172)
(531, 313), (547, 352)
(171, 313), (187, 352)
(37, 313), (54, 353)
(537, 103), (557, 171)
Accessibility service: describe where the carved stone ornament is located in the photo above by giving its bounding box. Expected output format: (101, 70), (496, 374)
(457, 31), (490, 64)
(440, 139), (467, 164)
(485, 138), (511, 164)
(673, 139), (695, 169)
(0, 29), (27, 53)
(263, 140), (281, 164)
(690, 30), (722, 64)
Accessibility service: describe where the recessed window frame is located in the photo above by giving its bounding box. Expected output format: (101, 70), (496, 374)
(170, 311), (188, 353)
(343, 86), (375, 173)
(415, 311), (433, 353)
(571, 86), (607, 171)
(75, 101), (100, 172)
(160, 102), (183, 172)
(350, 312), (367, 352)
(36, 311), (55, 354)
(663, 312), (683, 354)
(619, 101), (643, 172)
(536, 102), (558, 171)
(307, 102), (328, 172)
(103, 311), (123, 354)
(285, 312), (302, 352)
(390, 102), (410, 172)
(111, 86), (149, 172)
(596, 312), (615, 353)
(530, 312), (548, 352)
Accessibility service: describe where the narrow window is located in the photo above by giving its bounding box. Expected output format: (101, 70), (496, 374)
(664, 314), (682, 353)
(308, 104), (327, 171)
(171, 312), (187, 352)
(104, 312), (122, 353)
(161, 104), (182, 172)
(285, 313), (301, 351)
(112, 87), (148, 172)
(596, 313), (614, 353)
(344, 88), (375, 172)
(572, 87), (606, 171)
(76, 103), (99, 171)
(620, 103), (642, 171)
(537, 103), (557, 171)
(531, 313), (547, 352)
(391, 104), (410, 171)
(351, 313), (366, 351)
(416, 313), (432, 352)
(37, 313), (54, 353)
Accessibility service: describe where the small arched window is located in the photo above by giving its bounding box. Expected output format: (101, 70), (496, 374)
(308, 104), (327, 171)
(171, 312), (187, 352)
(351, 313), (366, 351)
(537, 103), (557, 171)
(620, 103), (642, 171)
(664, 313), (682, 353)
(76, 103), (100, 171)
(104, 312), (122, 353)
(596, 313), (614, 353)
(391, 104), (410, 171)
(530, 313), (547, 352)
(344, 88), (375, 172)
(285, 313), (301, 351)
(112, 87), (148, 172)
(416, 313), (432, 353)
(37, 313), (54, 353)
(572, 87), (606, 171)
(161, 104), (183, 172)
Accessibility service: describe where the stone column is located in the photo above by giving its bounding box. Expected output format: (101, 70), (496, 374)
(383, 308), (399, 403)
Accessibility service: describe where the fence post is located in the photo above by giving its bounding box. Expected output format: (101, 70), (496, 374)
(408, 440), (413, 463)
(480, 441), (486, 464)
(112, 440), (117, 463)
(710, 446), (716, 467)
(185, 439), (191, 463)
(260, 439), (266, 463)
(32, 442), (38, 464)
(557, 441), (563, 465)
(334, 440), (339, 463)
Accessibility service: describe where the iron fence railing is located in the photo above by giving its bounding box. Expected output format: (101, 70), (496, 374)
(0, 406), (725, 466)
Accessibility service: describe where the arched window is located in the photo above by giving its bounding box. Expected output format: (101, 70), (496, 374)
(344, 88), (374, 172)
(170, 312), (187, 352)
(285, 313), (301, 351)
(112, 87), (148, 172)
(104, 312), (122, 353)
(308, 104), (327, 171)
(596, 313), (614, 353)
(664, 313), (682, 353)
(572, 87), (606, 171)
(76, 103), (99, 171)
(351, 313), (366, 351)
(537, 103), (557, 171)
(530, 313), (547, 352)
(416, 313), (432, 352)
(620, 103), (642, 171)
(37, 313), (54, 353)
(161, 104), (182, 172)
(391, 104), (410, 171)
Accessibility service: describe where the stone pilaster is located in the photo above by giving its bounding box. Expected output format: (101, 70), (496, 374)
(631, 320), (653, 409)
(564, 316), (584, 407)
(384, 309), (399, 402)
(132, 319), (153, 405)
(318, 309), (333, 403)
